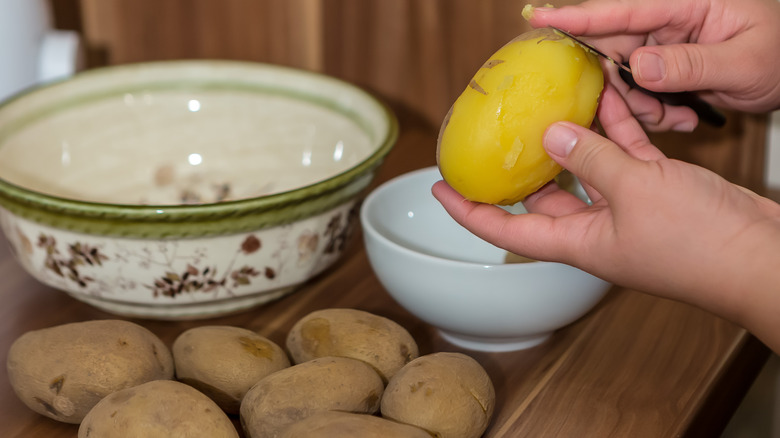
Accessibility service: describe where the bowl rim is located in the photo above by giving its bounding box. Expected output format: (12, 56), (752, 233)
(361, 166), (584, 272)
(0, 60), (398, 230)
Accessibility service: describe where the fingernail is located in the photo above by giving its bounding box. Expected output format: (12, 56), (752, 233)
(522, 5), (554, 21)
(637, 52), (665, 82)
(544, 123), (578, 157)
(671, 120), (696, 132)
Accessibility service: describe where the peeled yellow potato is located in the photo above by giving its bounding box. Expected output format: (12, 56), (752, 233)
(437, 28), (604, 205)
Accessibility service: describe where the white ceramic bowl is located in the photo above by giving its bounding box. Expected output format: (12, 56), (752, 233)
(360, 166), (611, 352)
(0, 60), (397, 319)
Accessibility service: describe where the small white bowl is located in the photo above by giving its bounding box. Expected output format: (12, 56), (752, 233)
(0, 60), (397, 319)
(360, 166), (610, 352)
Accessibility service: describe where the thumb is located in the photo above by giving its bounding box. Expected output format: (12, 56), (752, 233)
(631, 42), (738, 93)
(543, 122), (639, 198)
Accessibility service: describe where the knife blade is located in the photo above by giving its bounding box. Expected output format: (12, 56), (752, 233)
(550, 27), (726, 127)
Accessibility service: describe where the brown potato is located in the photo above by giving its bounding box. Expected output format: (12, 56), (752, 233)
(240, 356), (384, 438)
(6, 319), (174, 424)
(78, 380), (238, 437)
(286, 308), (419, 381)
(380, 352), (495, 438)
(280, 411), (433, 438)
(172, 325), (290, 414)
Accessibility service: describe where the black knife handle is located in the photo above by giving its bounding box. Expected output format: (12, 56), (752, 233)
(618, 64), (726, 127)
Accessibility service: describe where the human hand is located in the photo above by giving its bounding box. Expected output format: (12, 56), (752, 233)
(526, 0), (780, 131)
(432, 85), (780, 336)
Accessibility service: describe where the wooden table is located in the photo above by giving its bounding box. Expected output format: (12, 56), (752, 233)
(0, 108), (770, 438)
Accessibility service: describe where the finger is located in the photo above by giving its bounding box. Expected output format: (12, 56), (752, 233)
(523, 182), (589, 217)
(630, 38), (756, 95)
(527, 1), (686, 36)
(555, 160), (602, 203)
(543, 121), (643, 202)
(602, 62), (700, 133)
(431, 180), (571, 260)
(597, 84), (666, 161)
(624, 88), (700, 132)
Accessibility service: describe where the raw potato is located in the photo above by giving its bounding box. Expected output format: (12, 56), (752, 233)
(437, 27), (604, 204)
(240, 356), (384, 438)
(286, 308), (419, 381)
(6, 319), (174, 424)
(173, 325), (290, 414)
(279, 411), (433, 438)
(78, 380), (238, 438)
(380, 352), (495, 438)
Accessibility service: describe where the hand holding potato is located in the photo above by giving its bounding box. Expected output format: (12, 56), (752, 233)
(437, 28), (603, 204)
(526, 0), (780, 131)
(433, 84), (780, 353)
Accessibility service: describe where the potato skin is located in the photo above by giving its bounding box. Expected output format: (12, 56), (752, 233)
(280, 411), (433, 438)
(286, 308), (419, 381)
(380, 352), (495, 438)
(78, 380), (238, 438)
(173, 325), (290, 414)
(240, 356), (384, 438)
(6, 319), (174, 424)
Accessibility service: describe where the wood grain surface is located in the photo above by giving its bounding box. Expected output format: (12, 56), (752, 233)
(0, 109), (769, 438)
(2, 1), (770, 436)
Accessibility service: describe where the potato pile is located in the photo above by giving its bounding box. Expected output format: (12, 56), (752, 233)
(6, 309), (496, 438)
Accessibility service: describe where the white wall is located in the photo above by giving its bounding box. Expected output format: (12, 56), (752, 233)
(766, 111), (780, 190)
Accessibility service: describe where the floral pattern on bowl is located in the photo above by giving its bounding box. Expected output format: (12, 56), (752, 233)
(0, 201), (359, 319)
(0, 60), (397, 319)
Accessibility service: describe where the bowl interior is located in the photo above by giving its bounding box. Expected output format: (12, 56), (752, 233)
(363, 166), (528, 265)
(0, 61), (391, 205)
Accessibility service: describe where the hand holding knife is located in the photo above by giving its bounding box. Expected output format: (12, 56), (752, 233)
(550, 27), (726, 127)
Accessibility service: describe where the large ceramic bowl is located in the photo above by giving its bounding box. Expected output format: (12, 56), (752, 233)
(0, 60), (397, 319)
(360, 166), (611, 352)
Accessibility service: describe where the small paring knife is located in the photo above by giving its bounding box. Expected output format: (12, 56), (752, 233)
(550, 27), (726, 127)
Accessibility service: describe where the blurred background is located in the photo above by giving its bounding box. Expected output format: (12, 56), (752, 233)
(41, 0), (770, 201)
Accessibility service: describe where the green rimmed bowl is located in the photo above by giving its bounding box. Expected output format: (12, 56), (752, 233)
(0, 60), (397, 319)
